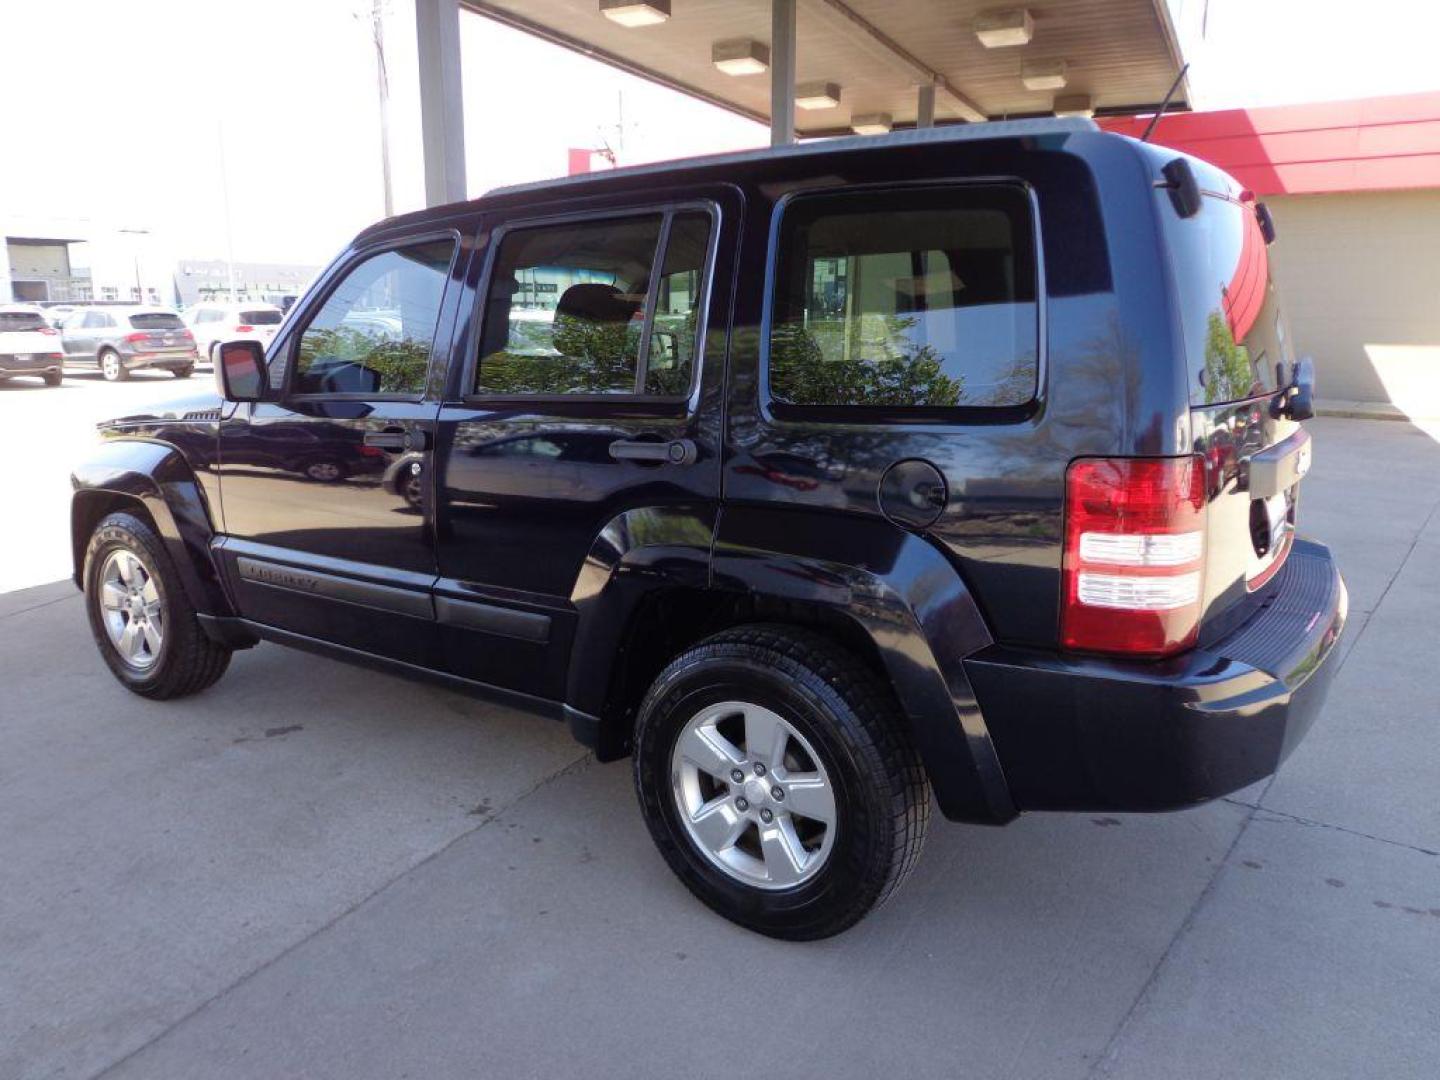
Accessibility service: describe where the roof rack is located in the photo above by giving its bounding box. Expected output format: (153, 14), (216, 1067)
(488, 117), (1099, 198)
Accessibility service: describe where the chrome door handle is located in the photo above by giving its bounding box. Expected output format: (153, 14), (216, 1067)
(608, 438), (698, 466)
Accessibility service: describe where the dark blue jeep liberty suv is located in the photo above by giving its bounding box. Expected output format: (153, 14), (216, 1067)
(72, 119), (1345, 938)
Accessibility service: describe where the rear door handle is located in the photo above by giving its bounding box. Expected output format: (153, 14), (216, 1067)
(608, 438), (698, 466)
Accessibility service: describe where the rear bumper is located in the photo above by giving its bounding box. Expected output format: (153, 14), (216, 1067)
(123, 349), (197, 370)
(0, 354), (62, 374)
(966, 538), (1346, 813)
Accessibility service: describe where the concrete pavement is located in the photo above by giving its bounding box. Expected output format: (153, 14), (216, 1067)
(2, 414), (1437, 1079)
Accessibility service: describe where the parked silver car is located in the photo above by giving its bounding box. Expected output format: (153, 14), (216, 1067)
(60, 306), (199, 381)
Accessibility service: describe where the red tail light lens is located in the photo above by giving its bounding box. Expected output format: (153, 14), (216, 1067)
(124, 331), (150, 343)
(235, 324), (254, 334)
(36, 326), (58, 336)
(1062, 456), (1207, 658)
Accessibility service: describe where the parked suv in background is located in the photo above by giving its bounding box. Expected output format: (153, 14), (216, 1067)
(61, 306), (198, 381)
(71, 120), (1345, 939)
(183, 301), (285, 365)
(0, 305), (66, 386)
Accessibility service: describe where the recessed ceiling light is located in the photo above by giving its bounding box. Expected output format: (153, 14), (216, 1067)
(851, 112), (893, 136)
(712, 38), (770, 77)
(1022, 59), (1068, 91)
(795, 81), (842, 110)
(974, 8), (1034, 48)
(1053, 93), (1094, 118)
(600, 0), (670, 27)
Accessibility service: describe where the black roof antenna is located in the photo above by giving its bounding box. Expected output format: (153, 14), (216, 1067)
(1142, 63), (1190, 142)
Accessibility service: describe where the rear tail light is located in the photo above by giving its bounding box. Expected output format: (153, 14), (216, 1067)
(181, 328), (194, 340)
(37, 326), (58, 336)
(124, 331), (150, 343)
(1062, 456), (1207, 658)
(235, 324), (254, 334)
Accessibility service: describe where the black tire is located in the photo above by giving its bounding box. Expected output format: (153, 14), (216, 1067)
(83, 511), (232, 699)
(100, 349), (128, 382)
(633, 624), (930, 939)
(172, 366), (194, 379)
(43, 372), (62, 387)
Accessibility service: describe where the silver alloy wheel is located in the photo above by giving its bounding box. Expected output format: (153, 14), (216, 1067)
(97, 549), (164, 670)
(102, 352), (120, 380)
(306, 461), (342, 481)
(671, 700), (837, 890)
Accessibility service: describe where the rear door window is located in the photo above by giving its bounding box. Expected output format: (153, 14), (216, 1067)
(474, 208), (713, 398)
(0, 311), (48, 332)
(768, 185), (1039, 414)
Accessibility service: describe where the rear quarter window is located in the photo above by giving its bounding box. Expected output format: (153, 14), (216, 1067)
(766, 184), (1039, 416)
(1162, 192), (1288, 406)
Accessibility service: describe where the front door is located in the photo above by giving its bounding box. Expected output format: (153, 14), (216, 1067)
(214, 231), (465, 666)
(432, 189), (739, 700)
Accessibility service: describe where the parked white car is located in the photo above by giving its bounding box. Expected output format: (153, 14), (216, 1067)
(0, 305), (66, 386)
(183, 302), (285, 364)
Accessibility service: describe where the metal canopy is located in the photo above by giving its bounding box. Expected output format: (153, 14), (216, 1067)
(463, 0), (1187, 134)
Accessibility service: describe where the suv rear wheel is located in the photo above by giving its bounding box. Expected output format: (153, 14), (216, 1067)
(83, 511), (232, 699)
(633, 625), (930, 939)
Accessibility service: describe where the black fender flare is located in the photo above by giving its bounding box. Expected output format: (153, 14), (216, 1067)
(70, 438), (234, 617)
(710, 505), (1017, 825)
(565, 504), (717, 748)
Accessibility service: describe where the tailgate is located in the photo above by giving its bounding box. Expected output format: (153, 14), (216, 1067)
(1193, 400), (1309, 642)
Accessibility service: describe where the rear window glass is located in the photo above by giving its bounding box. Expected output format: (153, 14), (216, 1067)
(0, 311), (49, 332)
(129, 313), (185, 330)
(768, 185), (1039, 412)
(240, 309), (282, 325)
(1163, 193), (1288, 406)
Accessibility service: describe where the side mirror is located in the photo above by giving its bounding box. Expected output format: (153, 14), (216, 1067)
(1273, 356), (1315, 421)
(218, 340), (265, 402)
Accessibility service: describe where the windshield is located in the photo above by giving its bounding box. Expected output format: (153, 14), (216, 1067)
(129, 313), (186, 330)
(1162, 192), (1289, 407)
(240, 309), (282, 325)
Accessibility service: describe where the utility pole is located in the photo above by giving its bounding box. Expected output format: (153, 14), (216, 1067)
(371, 0), (394, 218)
(118, 228), (150, 302)
(217, 119), (238, 302)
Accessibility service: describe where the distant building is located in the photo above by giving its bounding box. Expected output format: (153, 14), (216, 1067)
(3, 235), (93, 303)
(175, 259), (320, 307)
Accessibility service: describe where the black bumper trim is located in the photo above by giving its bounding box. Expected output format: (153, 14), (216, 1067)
(967, 539), (1347, 812)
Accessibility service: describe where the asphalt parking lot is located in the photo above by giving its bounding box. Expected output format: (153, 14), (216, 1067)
(3, 376), (1438, 1079)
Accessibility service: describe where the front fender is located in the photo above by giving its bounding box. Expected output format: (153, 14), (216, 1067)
(70, 438), (233, 617)
(712, 505), (1016, 825)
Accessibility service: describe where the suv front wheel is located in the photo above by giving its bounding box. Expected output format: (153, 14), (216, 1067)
(633, 625), (930, 939)
(83, 511), (232, 699)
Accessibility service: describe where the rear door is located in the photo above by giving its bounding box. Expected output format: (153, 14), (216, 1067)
(431, 188), (738, 699)
(1158, 180), (1303, 641)
(214, 229), (465, 665)
(63, 309), (103, 359)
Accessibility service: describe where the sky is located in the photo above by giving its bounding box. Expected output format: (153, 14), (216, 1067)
(1, 0), (1437, 271)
